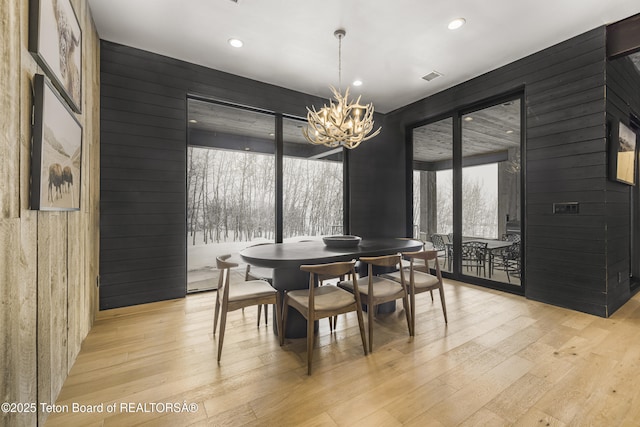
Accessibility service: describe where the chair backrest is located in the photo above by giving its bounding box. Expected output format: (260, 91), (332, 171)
(403, 249), (437, 264)
(216, 254), (237, 270)
(360, 254), (405, 284)
(300, 261), (359, 307)
(216, 254), (238, 300)
(431, 234), (446, 250)
(461, 241), (487, 258)
(504, 242), (521, 258)
(501, 233), (521, 243)
(243, 242), (273, 280)
(360, 254), (402, 268)
(402, 249), (443, 282)
(300, 260), (357, 280)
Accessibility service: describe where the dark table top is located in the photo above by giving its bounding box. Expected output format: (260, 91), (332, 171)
(239, 238), (424, 269)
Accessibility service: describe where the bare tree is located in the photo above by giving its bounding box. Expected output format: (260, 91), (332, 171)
(188, 147), (343, 246)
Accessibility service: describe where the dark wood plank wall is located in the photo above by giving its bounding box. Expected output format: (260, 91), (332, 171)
(100, 43), (187, 309)
(605, 55), (640, 313)
(387, 27), (617, 316)
(100, 27), (633, 316)
(349, 114), (407, 238)
(99, 41), (395, 308)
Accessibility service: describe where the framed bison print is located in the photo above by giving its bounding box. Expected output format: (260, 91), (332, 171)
(31, 74), (82, 211)
(29, 0), (82, 113)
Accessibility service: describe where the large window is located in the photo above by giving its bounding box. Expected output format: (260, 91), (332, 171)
(187, 100), (276, 292)
(282, 117), (343, 239)
(186, 100), (345, 292)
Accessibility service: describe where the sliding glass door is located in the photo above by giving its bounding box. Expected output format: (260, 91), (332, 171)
(413, 117), (453, 272)
(461, 99), (521, 285)
(411, 95), (523, 289)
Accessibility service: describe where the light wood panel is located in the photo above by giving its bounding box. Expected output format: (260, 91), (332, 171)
(45, 282), (640, 426)
(0, 0), (100, 425)
(0, 0), (20, 219)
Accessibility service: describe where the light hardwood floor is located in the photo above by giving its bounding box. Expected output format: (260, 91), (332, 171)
(46, 280), (640, 426)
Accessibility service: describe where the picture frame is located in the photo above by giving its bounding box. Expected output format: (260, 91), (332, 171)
(609, 120), (638, 186)
(31, 74), (82, 211)
(29, 0), (82, 113)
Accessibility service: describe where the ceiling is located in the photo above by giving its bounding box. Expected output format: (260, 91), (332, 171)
(87, 0), (639, 114)
(413, 99), (521, 164)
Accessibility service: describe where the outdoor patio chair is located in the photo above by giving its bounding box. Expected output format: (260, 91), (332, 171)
(461, 241), (488, 276)
(493, 242), (521, 283)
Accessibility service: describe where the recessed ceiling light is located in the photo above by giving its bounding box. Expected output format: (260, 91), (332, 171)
(228, 38), (243, 48)
(189, 119), (197, 123)
(448, 18), (466, 30)
(464, 116), (473, 122)
(352, 80), (363, 87)
(269, 133), (275, 136)
(506, 130), (514, 134)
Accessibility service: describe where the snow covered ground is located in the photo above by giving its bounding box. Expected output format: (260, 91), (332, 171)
(186, 233), (322, 292)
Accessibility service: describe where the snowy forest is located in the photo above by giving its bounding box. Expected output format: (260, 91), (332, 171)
(187, 147), (343, 247)
(414, 166), (499, 239)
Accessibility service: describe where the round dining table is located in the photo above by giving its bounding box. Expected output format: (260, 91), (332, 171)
(240, 237), (423, 338)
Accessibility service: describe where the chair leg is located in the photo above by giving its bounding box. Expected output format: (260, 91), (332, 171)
(355, 305), (368, 356)
(402, 294), (412, 337)
(410, 291), (416, 336)
(257, 304), (268, 327)
(213, 291), (221, 335)
(429, 289), (434, 302)
(281, 297), (289, 346)
(307, 311), (314, 375)
(275, 294), (283, 346)
(217, 305), (228, 362)
(257, 305), (262, 327)
(439, 286), (448, 324)
(368, 300), (374, 353)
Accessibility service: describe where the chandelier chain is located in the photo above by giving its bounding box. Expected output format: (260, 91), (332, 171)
(338, 33), (342, 92)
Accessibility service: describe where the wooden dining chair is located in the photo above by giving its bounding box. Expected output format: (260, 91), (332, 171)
(245, 263), (272, 326)
(213, 255), (282, 362)
(243, 242), (274, 327)
(383, 250), (447, 334)
(281, 260), (367, 375)
(338, 254), (412, 352)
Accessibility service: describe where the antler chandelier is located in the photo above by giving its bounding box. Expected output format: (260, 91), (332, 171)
(302, 29), (381, 150)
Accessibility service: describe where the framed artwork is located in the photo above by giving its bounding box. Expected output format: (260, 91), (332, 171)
(31, 74), (82, 211)
(29, 0), (82, 113)
(610, 120), (638, 186)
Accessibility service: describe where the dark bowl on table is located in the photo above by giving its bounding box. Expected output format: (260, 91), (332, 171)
(322, 235), (362, 248)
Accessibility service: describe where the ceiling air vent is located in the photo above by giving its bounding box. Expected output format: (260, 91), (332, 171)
(422, 71), (442, 82)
